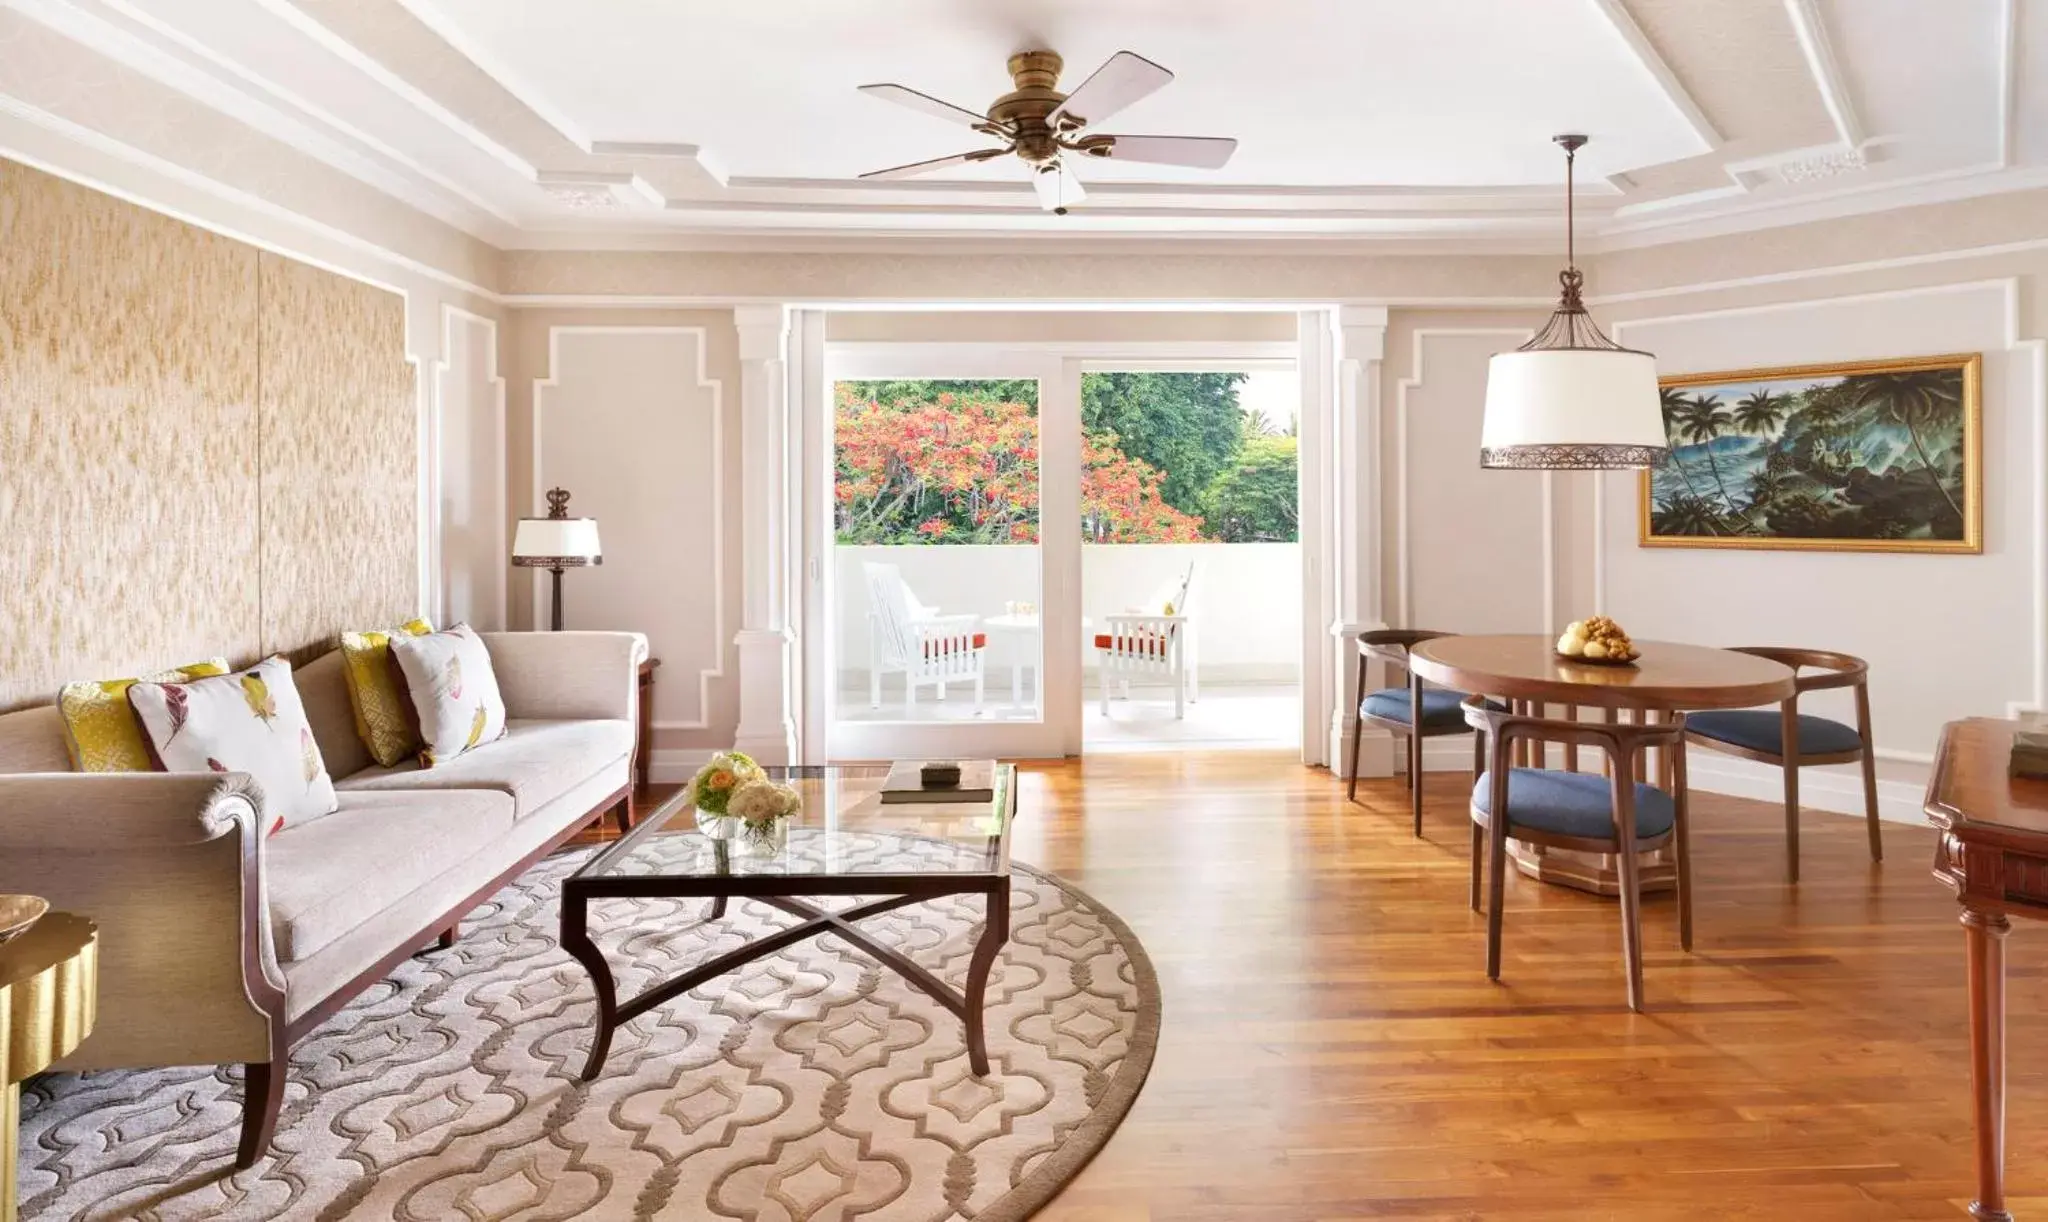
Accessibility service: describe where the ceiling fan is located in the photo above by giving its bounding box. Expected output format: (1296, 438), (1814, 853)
(857, 50), (1237, 214)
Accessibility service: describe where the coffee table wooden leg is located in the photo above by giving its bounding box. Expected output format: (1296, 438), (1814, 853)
(1964, 905), (2015, 1222)
(560, 894), (620, 1082)
(964, 885), (1012, 1077)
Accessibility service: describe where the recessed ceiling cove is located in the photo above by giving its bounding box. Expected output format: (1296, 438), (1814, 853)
(400, 0), (1712, 186)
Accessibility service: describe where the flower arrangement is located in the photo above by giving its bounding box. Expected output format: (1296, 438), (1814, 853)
(687, 750), (762, 820)
(727, 777), (803, 849)
(686, 751), (800, 849)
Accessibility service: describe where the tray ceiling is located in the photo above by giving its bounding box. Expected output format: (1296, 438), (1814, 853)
(0, 0), (2039, 248)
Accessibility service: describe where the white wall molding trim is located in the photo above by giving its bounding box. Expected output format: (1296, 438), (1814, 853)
(1588, 0), (1721, 151)
(1325, 307), (1388, 775)
(1599, 277), (2047, 782)
(431, 304), (507, 628)
(1782, 0), (1866, 151)
(533, 324), (727, 726)
(0, 99), (498, 301)
(1393, 327), (1533, 630)
(731, 304), (799, 763)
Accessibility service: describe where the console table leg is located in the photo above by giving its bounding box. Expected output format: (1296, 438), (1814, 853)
(1964, 906), (2015, 1222)
(3, 1081), (20, 1222)
(963, 885), (1012, 1077)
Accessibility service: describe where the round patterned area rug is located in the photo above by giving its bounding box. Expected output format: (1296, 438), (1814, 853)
(17, 846), (1158, 1221)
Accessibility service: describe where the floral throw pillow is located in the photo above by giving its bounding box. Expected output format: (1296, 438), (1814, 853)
(128, 656), (339, 836)
(390, 624), (508, 767)
(58, 658), (231, 772)
(339, 618), (433, 766)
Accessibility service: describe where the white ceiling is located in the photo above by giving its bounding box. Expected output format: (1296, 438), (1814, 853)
(0, 0), (2041, 247)
(401, 0), (1712, 186)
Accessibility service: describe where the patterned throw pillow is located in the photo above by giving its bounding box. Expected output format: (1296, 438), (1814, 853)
(128, 656), (339, 836)
(339, 618), (433, 766)
(58, 659), (232, 772)
(390, 624), (508, 767)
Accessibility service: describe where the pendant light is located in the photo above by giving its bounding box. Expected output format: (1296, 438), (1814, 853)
(1480, 135), (1668, 469)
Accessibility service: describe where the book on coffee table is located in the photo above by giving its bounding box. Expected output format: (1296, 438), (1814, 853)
(881, 759), (997, 804)
(2013, 729), (2048, 778)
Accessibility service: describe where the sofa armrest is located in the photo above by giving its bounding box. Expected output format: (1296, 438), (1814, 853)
(0, 772), (283, 1070)
(481, 630), (648, 722)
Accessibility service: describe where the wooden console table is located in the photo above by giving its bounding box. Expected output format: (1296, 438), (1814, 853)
(631, 657), (661, 823)
(1928, 717), (2048, 1221)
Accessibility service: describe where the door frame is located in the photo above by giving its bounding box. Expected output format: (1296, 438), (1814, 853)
(800, 334), (1321, 763)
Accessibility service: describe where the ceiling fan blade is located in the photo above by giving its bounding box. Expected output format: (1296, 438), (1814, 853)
(858, 83), (1002, 131)
(1051, 51), (1173, 129)
(1089, 134), (1237, 169)
(860, 148), (1006, 181)
(1032, 162), (1086, 211)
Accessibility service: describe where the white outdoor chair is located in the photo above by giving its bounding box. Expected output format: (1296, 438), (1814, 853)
(864, 561), (986, 713)
(1094, 562), (1199, 719)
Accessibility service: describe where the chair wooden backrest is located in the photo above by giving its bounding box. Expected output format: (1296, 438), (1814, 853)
(1354, 629), (1449, 712)
(1724, 647), (1868, 695)
(863, 562), (919, 669)
(1460, 696), (1690, 851)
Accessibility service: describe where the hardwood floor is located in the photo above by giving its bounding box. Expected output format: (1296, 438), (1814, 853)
(604, 754), (2038, 1219)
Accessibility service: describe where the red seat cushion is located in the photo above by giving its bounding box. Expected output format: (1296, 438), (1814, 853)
(1093, 632), (1169, 656)
(922, 632), (986, 657)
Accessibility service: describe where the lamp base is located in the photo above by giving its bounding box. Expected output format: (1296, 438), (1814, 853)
(549, 566), (565, 632)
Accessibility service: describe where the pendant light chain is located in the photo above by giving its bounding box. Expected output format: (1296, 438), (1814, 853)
(1515, 133), (1617, 354)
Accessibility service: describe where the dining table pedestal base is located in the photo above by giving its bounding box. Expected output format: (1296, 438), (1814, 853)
(1508, 840), (1675, 896)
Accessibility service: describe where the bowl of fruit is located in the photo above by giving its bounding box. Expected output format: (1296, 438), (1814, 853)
(1556, 616), (1640, 666)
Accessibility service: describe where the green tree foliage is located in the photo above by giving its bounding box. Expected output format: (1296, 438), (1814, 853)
(1202, 435), (1299, 542)
(1080, 372), (1246, 516)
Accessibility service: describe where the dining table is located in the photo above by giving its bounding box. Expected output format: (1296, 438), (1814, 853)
(1405, 633), (1798, 896)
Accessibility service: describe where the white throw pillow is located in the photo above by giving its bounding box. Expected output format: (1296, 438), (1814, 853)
(129, 656), (338, 835)
(390, 623), (508, 766)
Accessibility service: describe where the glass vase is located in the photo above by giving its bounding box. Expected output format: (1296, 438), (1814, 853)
(737, 817), (789, 857)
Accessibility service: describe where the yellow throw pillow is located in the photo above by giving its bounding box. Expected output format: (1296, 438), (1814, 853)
(59, 659), (232, 772)
(339, 619), (433, 767)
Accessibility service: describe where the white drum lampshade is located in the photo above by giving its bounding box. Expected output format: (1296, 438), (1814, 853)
(1480, 346), (1667, 469)
(510, 516), (603, 565)
(1480, 134), (1669, 471)
(511, 487), (602, 631)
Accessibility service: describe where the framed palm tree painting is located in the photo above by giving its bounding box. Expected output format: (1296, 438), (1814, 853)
(1637, 353), (1982, 553)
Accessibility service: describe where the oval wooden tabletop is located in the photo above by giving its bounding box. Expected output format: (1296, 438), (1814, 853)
(1407, 634), (1797, 711)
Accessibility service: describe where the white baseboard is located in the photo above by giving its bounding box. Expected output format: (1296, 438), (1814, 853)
(1413, 738), (1924, 825)
(649, 748), (717, 784)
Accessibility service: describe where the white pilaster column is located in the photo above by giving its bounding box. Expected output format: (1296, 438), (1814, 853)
(1331, 306), (1391, 777)
(732, 305), (798, 763)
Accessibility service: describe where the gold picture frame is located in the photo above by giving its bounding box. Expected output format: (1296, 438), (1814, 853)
(1637, 352), (1982, 554)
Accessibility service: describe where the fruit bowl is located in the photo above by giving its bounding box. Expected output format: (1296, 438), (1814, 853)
(0, 894), (49, 945)
(1555, 616), (1640, 667)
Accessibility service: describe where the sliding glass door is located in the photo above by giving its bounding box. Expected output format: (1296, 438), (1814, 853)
(810, 349), (1080, 761)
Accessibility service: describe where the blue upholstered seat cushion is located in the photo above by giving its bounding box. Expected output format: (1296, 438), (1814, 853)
(1471, 768), (1676, 841)
(1361, 686), (1475, 730)
(1687, 709), (1862, 757)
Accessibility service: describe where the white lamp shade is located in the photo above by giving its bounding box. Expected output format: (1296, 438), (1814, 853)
(1480, 348), (1668, 469)
(511, 517), (602, 565)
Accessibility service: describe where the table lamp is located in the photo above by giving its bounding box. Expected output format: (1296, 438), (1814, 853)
(512, 487), (602, 631)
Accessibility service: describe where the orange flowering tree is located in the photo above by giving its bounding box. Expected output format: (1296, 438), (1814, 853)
(834, 384), (1204, 544)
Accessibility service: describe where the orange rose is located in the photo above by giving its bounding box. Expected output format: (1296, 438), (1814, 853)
(707, 769), (736, 791)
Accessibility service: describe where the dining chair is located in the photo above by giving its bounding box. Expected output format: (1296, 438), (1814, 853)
(1347, 629), (1488, 837)
(1462, 696), (1693, 1013)
(1682, 647), (1879, 884)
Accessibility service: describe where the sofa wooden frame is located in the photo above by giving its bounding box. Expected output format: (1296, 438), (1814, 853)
(231, 784), (632, 1167)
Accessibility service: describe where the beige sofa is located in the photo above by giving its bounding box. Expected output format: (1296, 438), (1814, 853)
(0, 630), (647, 1167)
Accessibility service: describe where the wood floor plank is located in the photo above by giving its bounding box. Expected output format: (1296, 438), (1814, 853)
(599, 751), (2033, 1218)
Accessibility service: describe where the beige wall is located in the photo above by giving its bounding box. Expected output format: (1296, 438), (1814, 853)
(0, 159), (418, 709)
(504, 309), (745, 761)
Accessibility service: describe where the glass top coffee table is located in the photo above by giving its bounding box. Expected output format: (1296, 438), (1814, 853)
(560, 764), (1019, 1081)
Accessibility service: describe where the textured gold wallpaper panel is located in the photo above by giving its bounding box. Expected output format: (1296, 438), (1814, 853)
(257, 254), (416, 661)
(0, 160), (416, 709)
(0, 162), (262, 709)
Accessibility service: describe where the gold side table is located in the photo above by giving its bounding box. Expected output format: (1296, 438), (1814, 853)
(2, 913), (97, 1222)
